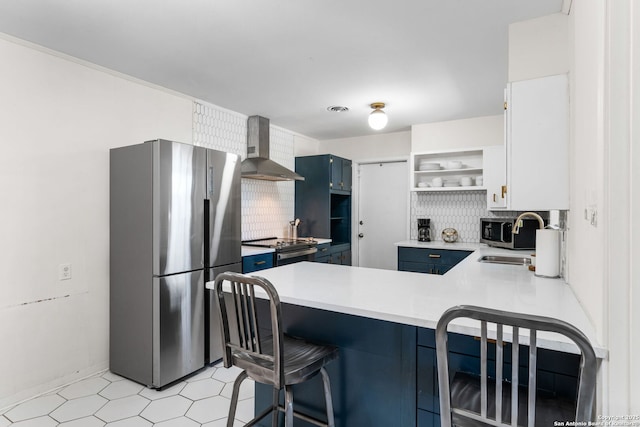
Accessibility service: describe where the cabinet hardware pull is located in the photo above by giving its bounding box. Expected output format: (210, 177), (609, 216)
(428, 254), (441, 258)
(501, 185), (507, 198)
(475, 336), (498, 344)
(255, 261), (266, 265)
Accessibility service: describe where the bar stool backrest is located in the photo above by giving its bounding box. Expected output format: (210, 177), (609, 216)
(436, 305), (597, 427)
(213, 272), (285, 389)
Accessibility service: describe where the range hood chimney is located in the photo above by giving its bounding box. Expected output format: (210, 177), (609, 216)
(241, 116), (304, 181)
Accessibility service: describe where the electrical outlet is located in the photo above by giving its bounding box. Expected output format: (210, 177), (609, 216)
(59, 263), (72, 280)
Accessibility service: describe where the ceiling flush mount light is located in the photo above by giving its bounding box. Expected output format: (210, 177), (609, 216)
(368, 102), (388, 130)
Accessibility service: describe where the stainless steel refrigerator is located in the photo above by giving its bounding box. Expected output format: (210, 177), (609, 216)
(110, 139), (241, 388)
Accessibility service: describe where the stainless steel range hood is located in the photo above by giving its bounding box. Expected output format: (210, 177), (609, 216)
(241, 116), (304, 181)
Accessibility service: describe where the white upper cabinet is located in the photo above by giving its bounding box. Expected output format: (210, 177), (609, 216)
(490, 73), (569, 211)
(484, 145), (507, 208)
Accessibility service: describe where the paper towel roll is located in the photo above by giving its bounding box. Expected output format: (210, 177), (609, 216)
(535, 229), (560, 278)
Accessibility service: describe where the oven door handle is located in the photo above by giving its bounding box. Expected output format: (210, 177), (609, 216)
(277, 247), (318, 260)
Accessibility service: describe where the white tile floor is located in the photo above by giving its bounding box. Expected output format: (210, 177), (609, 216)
(0, 363), (255, 426)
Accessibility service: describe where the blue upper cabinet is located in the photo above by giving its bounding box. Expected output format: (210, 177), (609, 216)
(330, 155), (352, 193)
(295, 155), (352, 265)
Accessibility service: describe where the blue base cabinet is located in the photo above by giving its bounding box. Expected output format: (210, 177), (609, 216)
(251, 302), (582, 427)
(254, 302), (416, 427)
(329, 243), (351, 265)
(398, 247), (472, 275)
(314, 242), (351, 265)
(242, 253), (274, 273)
(315, 242), (331, 263)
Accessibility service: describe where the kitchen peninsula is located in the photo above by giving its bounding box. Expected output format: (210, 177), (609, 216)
(207, 246), (605, 427)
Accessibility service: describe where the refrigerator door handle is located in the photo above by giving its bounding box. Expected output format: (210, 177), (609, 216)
(208, 166), (215, 198)
(203, 198), (209, 268)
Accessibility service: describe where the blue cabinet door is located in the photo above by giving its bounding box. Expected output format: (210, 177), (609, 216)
(398, 247), (471, 275)
(242, 253), (274, 273)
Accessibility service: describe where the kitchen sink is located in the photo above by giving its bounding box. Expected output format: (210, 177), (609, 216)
(477, 255), (531, 265)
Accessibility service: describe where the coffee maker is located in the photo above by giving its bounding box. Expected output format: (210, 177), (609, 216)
(417, 218), (432, 242)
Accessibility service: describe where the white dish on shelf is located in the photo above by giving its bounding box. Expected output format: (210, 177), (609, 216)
(418, 162), (441, 171)
(444, 160), (463, 169)
(417, 182), (430, 187)
(443, 179), (460, 187)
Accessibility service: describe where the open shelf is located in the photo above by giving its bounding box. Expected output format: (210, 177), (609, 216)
(410, 148), (486, 192)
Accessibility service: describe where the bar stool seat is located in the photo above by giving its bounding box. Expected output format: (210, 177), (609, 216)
(233, 334), (338, 386)
(213, 272), (338, 427)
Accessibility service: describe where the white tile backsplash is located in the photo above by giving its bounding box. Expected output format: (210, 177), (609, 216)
(410, 191), (520, 243)
(193, 102), (295, 240)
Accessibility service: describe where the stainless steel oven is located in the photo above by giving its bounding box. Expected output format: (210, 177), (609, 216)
(276, 246), (317, 266)
(243, 237), (318, 266)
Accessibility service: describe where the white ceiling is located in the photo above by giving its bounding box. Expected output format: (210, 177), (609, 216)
(0, 0), (563, 140)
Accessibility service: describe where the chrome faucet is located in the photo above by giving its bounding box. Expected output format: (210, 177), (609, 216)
(512, 212), (545, 234)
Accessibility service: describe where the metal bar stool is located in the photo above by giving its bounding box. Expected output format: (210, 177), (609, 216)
(436, 305), (597, 427)
(213, 272), (338, 427)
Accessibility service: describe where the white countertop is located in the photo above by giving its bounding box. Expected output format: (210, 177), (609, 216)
(312, 238), (332, 245)
(212, 244), (605, 359)
(242, 238), (332, 257)
(241, 246), (275, 257)
(394, 240), (484, 251)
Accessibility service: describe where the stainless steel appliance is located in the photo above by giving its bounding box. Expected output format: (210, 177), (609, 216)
(241, 116), (305, 181)
(417, 218), (432, 242)
(480, 217), (542, 249)
(243, 237), (317, 266)
(110, 139), (241, 388)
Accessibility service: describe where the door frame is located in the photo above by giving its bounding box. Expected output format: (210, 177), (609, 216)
(351, 156), (410, 267)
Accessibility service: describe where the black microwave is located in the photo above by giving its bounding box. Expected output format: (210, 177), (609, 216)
(480, 217), (542, 249)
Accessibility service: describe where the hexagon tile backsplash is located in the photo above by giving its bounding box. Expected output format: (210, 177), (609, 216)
(193, 101), (295, 240)
(410, 191), (521, 243)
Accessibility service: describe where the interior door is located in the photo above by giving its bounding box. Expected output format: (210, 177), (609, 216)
(358, 161), (408, 270)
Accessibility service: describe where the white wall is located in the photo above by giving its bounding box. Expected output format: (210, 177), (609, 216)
(567, 0), (640, 413)
(508, 13), (569, 82)
(0, 36), (193, 409)
(293, 134), (321, 157)
(315, 131), (411, 161)
(567, 0), (606, 351)
(574, 0), (640, 413)
(411, 115), (503, 152)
